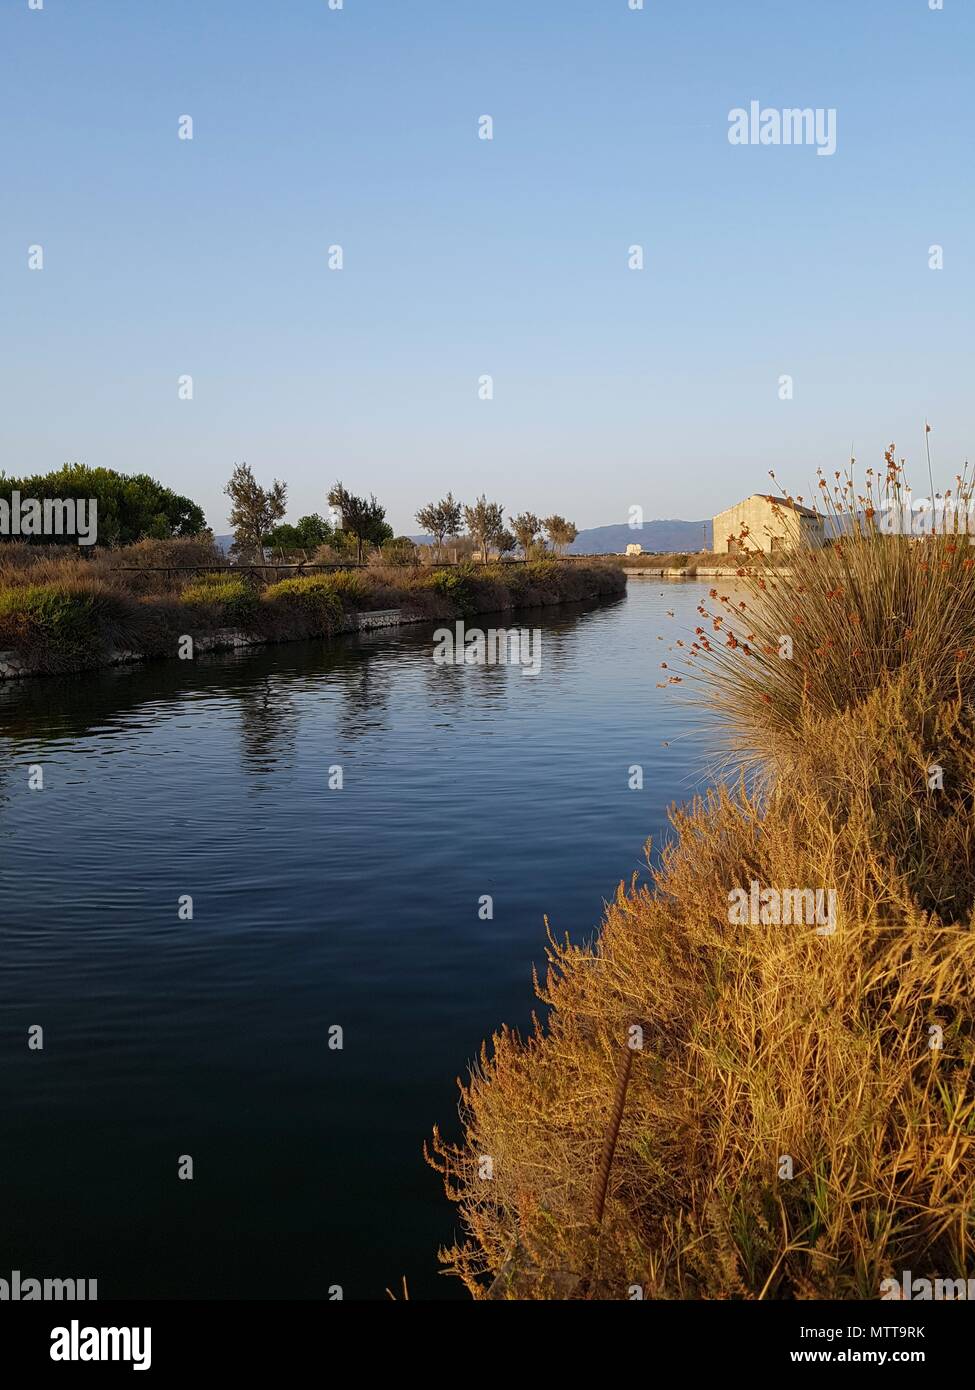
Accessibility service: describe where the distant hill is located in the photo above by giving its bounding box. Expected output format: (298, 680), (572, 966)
(568, 519), (712, 555)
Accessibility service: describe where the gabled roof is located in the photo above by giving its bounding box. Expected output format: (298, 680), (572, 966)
(754, 494), (822, 520)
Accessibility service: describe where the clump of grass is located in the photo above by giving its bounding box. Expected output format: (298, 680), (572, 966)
(321, 569), (370, 605)
(429, 448), (975, 1299)
(180, 572), (257, 626)
(0, 579), (139, 669)
(0, 543), (92, 587)
(413, 565), (479, 614)
(523, 559), (560, 583)
(261, 573), (344, 635)
(100, 535), (225, 595)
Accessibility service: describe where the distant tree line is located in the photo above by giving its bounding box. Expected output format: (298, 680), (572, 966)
(0, 459), (578, 565)
(226, 469), (578, 565)
(416, 493), (576, 562)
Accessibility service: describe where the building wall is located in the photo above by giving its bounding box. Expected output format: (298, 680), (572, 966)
(712, 496), (823, 554)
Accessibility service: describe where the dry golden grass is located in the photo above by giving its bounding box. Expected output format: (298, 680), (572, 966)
(428, 452), (975, 1300)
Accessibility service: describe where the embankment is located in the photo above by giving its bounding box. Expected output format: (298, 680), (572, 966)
(0, 553), (625, 680)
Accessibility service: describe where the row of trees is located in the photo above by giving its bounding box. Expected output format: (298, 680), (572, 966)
(224, 467), (395, 562)
(415, 493), (578, 561)
(225, 466), (578, 564)
(0, 460), (578, 564)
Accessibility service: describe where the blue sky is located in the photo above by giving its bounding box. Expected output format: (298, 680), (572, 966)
(2, 0), (971, 534)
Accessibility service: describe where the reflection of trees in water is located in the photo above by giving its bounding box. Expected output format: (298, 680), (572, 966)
(0, 682), (74, 811)
(418, 605), (597, 706)
(0, 597), (615, 790)
(421, 650), (467, 714)
(0, 743), (15, 810)
(237, 676), (301, 776)
(332, 651), (393, 742)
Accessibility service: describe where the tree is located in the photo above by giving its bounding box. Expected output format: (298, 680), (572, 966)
(543, 514), (578, 556)
(496, 529), (516, 558)
(327, 481), (391, 563)
(264, 522), (300, 554)
(415, 492), (462, 559)
(264, 514), (335, 556)
(0, 462), (206, 547)
(224, 463), (287, 560)
(511, 511), (542, 562)
(294, 513), (334, 551)
(463, 495), (505, 563)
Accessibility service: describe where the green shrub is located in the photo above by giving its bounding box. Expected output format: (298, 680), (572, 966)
(523, 559), (560, 584)
(476, 563), (508, 584)
(261, 574), (343, 633)
(180, 572), (257, 625)
(418, 566), (478, 612)
(322, 569), (370, 605)
(0, 580), (137, 665)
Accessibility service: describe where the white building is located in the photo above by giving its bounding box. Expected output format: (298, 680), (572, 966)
(712, 494), (824, 555)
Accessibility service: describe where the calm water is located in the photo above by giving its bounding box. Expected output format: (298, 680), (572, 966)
(0, 579), (719, 1300)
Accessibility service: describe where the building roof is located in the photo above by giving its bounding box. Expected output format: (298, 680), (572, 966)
(714, 494), (823, 521)
(755, 494), (821, 519)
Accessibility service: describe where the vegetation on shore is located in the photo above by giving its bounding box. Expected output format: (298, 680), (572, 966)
(428, 453), (975, 1299)
(0, 538), (624, 676)
(620, 548), (793, 572)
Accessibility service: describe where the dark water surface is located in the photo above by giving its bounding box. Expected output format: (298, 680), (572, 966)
(0, 579), (718, 1299)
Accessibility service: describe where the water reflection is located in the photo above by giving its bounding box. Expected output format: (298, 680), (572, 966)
(0, 597), (619, 768)
(237, 675), (303, 777)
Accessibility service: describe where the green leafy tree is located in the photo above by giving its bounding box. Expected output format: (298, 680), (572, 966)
(496, 529), (516, 558)
(224, 463), (287, 560)
(463, 495), (505, 562)
(264, 523), (300, 554)
(326, 527), (358, 559)
(415, 492), (462, 559)
(0, 462), (206, 547)
(543, 514), (578, 556)
(265, 513), (335, 555)
(294, 513), (333, 550)
(327, 481), (391, 562)
(511, 511), (542, 562)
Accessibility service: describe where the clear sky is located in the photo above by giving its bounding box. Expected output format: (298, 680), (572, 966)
(2, 0), (971, 535)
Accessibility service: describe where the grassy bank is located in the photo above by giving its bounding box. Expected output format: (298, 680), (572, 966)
(0, 539), (625, 677)
(429, 463), (975, 1299)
